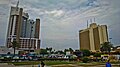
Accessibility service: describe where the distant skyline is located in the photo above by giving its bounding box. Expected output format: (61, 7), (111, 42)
(0, 0), (120, 50)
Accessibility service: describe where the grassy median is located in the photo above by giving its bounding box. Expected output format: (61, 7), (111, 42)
(7, 61), (74, 66)
(6, 60), (120, 66)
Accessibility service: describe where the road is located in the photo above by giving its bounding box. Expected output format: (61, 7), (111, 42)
(0, 63), (120, 67)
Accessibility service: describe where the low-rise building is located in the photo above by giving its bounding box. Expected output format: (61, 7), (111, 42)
(0, 46), (14, 54)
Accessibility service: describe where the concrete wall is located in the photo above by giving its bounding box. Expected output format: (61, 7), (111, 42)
(80, 30), (90, 50)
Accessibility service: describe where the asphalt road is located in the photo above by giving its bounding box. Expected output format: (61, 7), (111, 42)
(0, 63), (120, 67)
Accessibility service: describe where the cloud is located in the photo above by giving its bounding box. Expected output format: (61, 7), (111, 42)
(0, 0), (9, 4)
(0, 0), (120, 50)
(44, 10), (64, 17)
(40, 0), (120, 49)
(0, 3), (10, 46)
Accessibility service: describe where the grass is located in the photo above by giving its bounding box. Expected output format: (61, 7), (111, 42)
(45, 61), (74, 65)
(6, 60), (120, 66)
(7, 61), (74, 66)
(77, 62), (105, 66)
(77, 61), (120, 66)
(8, 61), (40, 66)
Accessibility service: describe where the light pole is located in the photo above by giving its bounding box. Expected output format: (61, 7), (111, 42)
(109, 38), (113, 52)
(29, 19), (34, 52)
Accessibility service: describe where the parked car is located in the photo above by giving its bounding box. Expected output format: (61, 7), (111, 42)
(0, 54), (5, 60)
(3, 54), (13, 61)
(12, 55), (20, 60)
(19, 54), (29, 60)
(28, 54), (38, 60)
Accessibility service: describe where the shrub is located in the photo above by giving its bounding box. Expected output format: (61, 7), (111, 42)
(93, 53), (101, 57)
(81, 49), (91, 57)
(82, 57), (89, 63)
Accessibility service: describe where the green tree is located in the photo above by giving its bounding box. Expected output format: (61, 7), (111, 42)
(82, 57), (89, 63)
(81, 49), (91, 57)
(74, 50), (83, 57)
(93, 53), (101, 62)
(46, 47), (52, 54)
(40, 49), (48, 55)
(93, 53), (101, 57)
(64, 48), (74, 54)
(64, 49), (69, 52)
(7, 52), (11, 54)
(55, 50), (65, 54)
(100, 42), (113, 53)
(11, 41), (19, 55)
(69, 48), (74, 53)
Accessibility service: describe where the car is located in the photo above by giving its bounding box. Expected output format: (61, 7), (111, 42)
(19, 54), (29, 60)
(12, 55), (20, 60)
(0, 55), (5, 60)
(4, 54), (13, 59)
(28, 54), (38, 60)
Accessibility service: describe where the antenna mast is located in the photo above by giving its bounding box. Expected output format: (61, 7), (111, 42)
(94, 18), (95, 22)
(87, 20), (88, 28)
(16, 0), (19, 11)
(90, 19), (92, 23)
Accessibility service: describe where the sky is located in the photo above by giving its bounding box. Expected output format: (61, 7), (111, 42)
(0, 0), (120, 50)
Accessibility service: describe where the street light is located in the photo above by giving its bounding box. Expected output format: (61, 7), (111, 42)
(29, 19), (35, 52)
(109, 38), (113, 52)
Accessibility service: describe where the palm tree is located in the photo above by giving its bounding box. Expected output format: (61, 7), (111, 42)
(46, 47), (52, 54)
(100, 42), (113, 53)
(11, 41), (19, 55)
(69, 48), (73, 53)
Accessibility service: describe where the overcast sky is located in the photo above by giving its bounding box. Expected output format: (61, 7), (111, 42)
(0, 0), (120, 50)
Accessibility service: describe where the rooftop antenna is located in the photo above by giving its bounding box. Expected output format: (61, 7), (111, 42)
(16, 0), (19, 11)
(94, 17), (95, 22)
(87, 20), (88, 28)
(90, 19), (92, 23)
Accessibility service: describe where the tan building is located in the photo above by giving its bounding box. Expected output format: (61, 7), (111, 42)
(79, 23), (108, 52)
(6, 6), (41, 50)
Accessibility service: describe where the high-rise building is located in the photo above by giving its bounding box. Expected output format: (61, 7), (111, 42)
(6, 6), (40, 50)
(79, 23), (108, 52)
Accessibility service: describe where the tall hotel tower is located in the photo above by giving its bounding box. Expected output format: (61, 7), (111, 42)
(79, 23), (108, 52)
(6, 6), (40, 50)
